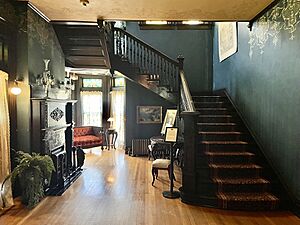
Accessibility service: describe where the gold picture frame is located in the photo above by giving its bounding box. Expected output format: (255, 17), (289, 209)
(161, 109), (177, 134)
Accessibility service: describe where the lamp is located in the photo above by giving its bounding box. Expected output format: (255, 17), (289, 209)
(10, 81), (22, 96)
(107, 117), (114, 129)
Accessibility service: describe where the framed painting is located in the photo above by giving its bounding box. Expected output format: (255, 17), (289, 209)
(137, 106), (162, 124)
(160, 109), (177, 135)
(218, 22), (238, 62)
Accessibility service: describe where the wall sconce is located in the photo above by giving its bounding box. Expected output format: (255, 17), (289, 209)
(10, 80), (22, 96)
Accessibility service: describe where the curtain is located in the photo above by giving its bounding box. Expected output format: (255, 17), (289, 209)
(110, 89), (125, 149)
(0, 70), (13, 209)
(80, 91), (103, 126)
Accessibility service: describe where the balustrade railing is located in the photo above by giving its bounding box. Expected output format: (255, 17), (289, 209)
(112, 27), (179, 92)
(103, 23), (195, 113)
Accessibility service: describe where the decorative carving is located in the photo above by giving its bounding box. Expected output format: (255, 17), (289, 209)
(43, 129), (65, 153)
(249, 0), (300, 58)
(50, 107), (64, 122)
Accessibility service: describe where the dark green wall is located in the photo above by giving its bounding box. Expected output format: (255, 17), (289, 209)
(126, 22), (213, 93)
(213, 2), (300, 201)
(125, 79), (173, 147)
(0, 1), (65, 152)
(27, 8), (65, 84)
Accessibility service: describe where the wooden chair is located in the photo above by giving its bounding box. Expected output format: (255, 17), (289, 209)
(151, 159), (176, 186)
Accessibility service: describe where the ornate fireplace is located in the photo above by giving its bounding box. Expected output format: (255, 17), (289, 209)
(31, 98), (79, 195)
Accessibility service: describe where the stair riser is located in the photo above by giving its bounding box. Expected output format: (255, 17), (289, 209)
(198, 125), (239, 132)
(194, 102), (231, 108)
(217, 183), (269, 193)
(201, 144), (248, 152)
(193, 97), (227, 102)
(200, 134), (243, 141)
(211, 168), (261, 179)
(205, 155), (254, 164)
(197, 109), (232, 115)
(198, 116), (236, 123)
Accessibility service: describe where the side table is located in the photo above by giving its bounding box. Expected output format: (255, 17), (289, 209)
(105, 128), (118, 150)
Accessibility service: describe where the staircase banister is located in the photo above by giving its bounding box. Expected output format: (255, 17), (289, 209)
(114, 27), (179, 65)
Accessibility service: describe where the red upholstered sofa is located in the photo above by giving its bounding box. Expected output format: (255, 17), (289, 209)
(73, 126), (104, 149)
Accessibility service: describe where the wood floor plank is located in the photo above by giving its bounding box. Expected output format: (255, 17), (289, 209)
(0, 148), (299, 225)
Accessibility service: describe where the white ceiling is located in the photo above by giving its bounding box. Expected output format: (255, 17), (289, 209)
(24, 0), (275, 22)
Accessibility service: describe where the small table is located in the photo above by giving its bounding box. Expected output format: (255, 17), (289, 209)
(105, 128), (118, 150)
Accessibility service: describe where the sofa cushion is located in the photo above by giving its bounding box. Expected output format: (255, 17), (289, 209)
(74, 127), (94, 137)
(74, 135), (103, 147)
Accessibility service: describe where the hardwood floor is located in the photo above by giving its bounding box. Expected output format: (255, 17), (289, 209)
(1, 148), (300, 225)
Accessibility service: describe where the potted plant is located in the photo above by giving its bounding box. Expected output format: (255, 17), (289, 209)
(11, 151), (55, 208)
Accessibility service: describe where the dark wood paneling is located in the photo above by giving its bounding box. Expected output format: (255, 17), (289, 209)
(53, 24), (110, 69)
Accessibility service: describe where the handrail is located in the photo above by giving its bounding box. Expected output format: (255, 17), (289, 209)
(180, 70), (196, 112)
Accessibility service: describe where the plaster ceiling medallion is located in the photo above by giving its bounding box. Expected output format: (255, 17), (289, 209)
(80, 0), (89, 7)
(25, 0), (276, 22)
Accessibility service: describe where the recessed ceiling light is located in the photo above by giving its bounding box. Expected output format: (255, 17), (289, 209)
(145, 21), (168, 25)
(182, 20), (204, 25)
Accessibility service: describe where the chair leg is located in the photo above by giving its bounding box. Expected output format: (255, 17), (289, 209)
(152, 168), (156, 186)
(155, 169), (158, 179)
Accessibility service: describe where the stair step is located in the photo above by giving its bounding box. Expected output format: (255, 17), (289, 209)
(198, 123), (239, 132)
(205, 151), (254, 156)
(213, 178), (269, 185)
(194, 101), (230, 108)
(204, 151), (254, 164)
(201, 140), (249, 152)
(192, 96), (227, 103)
(209, 164), (261, 169)
(198, 115), (236, 123)
(217, 192), (279, 210)
(202, 141), (248, 145)
(197, 108), (233, 115)
(209, 163), (262, 178)
(199, 131), (244, 141)
(213, 178), (270, 193)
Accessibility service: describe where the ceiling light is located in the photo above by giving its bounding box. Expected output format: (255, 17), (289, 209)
(80, 0), (89, 7)
(145, 21), (168, 25)
(182, 20), (204, 25)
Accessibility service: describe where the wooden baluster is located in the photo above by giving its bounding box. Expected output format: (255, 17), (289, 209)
(125, 35), (130, 62)
(122, 32), (126, 57)
(134, 40), (137, 66)
(146, 48), (150, 74)
(130, 39), (132, 64)
(150, 51), (154, 76)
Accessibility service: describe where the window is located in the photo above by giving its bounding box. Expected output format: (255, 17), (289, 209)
(114, 77), (125, 87)
(82, 78), (102, 88)
(80, 91), (102, 126)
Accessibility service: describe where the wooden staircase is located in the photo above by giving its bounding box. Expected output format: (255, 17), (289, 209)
(181, 92), (283, 211)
